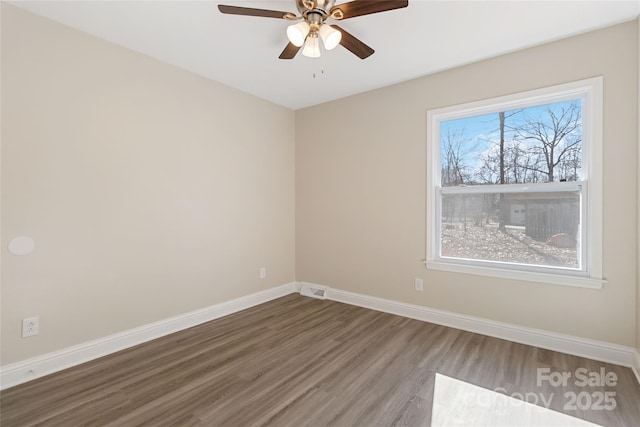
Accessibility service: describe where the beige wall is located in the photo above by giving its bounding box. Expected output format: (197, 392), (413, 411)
(297, 21), (638, 346)
(637, 16), (640, 355)
(2, 4), (639, 368)
(1, 5), (295, 365)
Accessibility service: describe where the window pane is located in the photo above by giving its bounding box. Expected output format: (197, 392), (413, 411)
(440, 190), (580, 269)
(440, 99), (582, 187)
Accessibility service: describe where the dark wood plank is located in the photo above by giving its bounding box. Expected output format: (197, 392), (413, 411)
(1, 294), (639, 426)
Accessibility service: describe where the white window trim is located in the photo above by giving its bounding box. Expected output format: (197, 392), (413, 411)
(426, 77), (604, 289)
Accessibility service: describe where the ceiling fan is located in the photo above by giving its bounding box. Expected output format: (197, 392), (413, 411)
(218, 0), (409, 59)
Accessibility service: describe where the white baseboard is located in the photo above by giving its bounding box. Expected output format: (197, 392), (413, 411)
(633, 349), (640, 385)
(0, 282), (297, 390)
(4, 281), (638, 390)
(296, 282), (639, 372)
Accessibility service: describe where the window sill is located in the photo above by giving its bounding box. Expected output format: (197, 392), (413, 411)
(425, 260), (605, 289)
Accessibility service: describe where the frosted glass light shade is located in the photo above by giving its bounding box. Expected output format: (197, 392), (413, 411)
(287, 21), (310, 47)
(319, 24), (341, 50)
(302, 36), (320, 58)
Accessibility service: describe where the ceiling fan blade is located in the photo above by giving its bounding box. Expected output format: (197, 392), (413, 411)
(331, 25), (374, 59)
(330, 0), (408, 20)
(279, 42), (301, 59)
(218, 5), (292, 19)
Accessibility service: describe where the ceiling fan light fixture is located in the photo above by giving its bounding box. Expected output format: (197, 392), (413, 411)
(319, 24), (341, 50)
(302, 35), (321, 57)
(218, 0), (409, 60)
(287, 21), (310, 47)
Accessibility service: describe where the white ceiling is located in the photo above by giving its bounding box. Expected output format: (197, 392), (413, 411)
(10, 1), (640, 110)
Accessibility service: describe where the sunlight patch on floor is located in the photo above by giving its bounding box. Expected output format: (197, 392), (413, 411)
(431, 373), (600, 427)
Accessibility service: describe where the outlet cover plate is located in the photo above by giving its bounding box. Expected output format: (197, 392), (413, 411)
(22, 317), (39, 338)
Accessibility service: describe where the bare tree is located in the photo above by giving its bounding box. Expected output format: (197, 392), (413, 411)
(441, 128), (474, 186)
(476, 103), (581, 185)
(476, 148), (501, 184)
(511, 101), (581, 182)
(556, 145), (581, 181)
(496, 110), (522, 229)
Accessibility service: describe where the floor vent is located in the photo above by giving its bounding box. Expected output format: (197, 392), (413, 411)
(300, 285), (327, 300)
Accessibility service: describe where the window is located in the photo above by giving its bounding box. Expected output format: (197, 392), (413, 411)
(426, 78), (604, 288)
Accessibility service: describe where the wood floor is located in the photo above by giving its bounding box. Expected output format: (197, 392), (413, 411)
(1, 294), (639, 426)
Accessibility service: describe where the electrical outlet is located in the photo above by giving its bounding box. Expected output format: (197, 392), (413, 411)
(414, 278), (424, 292)
(260, 267), (266, 279)
(22, 317), (39, 338)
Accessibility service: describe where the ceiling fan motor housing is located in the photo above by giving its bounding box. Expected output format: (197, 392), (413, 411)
(297, 0), (335, 19)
